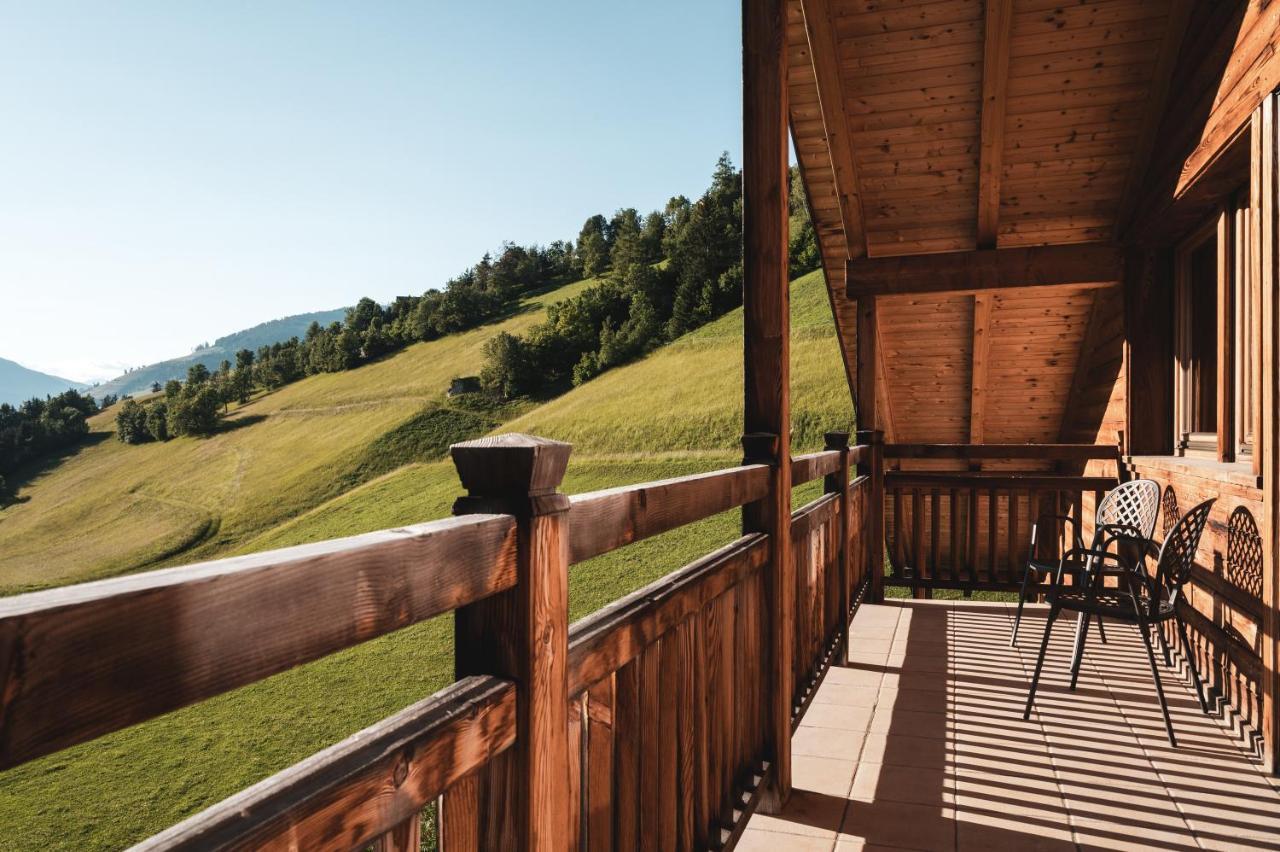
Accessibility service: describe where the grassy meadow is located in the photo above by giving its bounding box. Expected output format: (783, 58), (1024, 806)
(0, 269), (851, 848)
(0, 278), (593, 594)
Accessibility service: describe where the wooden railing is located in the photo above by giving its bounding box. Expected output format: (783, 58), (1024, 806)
(880, 443), (1120, 593)
(0, 430), (873, 851)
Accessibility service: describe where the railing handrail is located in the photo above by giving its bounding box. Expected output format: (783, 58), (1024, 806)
(567, 463), (770, 564)
(884, 442), (1119, 461)
(134, 675), (517, 852)
(884, 471), (1115, 490)
(7, 436), (877, 850)
(0, 514), (518, 770)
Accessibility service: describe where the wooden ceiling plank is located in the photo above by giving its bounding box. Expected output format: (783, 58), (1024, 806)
(847, 244), (1122, 297)
(801, 0), (868, 257)
(977, 0), (1013, 249)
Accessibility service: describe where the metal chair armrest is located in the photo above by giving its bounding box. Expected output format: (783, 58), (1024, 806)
(1032, 513), (1085, 553)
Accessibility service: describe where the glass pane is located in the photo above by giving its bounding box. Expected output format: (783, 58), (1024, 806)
(1188, 237), (1218, 434)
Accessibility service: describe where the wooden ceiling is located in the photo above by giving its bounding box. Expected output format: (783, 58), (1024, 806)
(788, 0), (1187, 445)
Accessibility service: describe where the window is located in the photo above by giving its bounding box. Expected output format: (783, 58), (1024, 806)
(1173, 192), (1258, 464)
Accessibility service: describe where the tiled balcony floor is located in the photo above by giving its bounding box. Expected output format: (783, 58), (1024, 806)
(740, 600), (1280, 851)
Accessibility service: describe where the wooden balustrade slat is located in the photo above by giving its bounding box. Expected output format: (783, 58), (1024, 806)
(371, 815), (421, 852)
(930, 489), (940, 580)
(1009, 489), (1020, 580)
(568, 464), (769, 564)
(137, 675), (516, 851)
(912, 489), (925, 581)
(968, 488), (979, 586)
(657, 629), (680, 847)
(791, 450), (843, 485)
(0, 514), (517, 770)
(638, 644), (662, 841)
(988, 488), (998, 580)
(568, 694), (584, 851)
(584, 675), (615, 852)
(950, 488), (961, 583)
(567, 533), (768, 696)
(884, 443), (1119, 460)
(613, 661), (641, 850)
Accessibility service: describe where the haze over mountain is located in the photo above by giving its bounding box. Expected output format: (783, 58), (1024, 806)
(91, 308), (349, 399)
(0, 358), (83, 406)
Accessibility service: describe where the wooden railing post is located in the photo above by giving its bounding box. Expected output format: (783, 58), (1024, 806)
(446, 434), (571, 851)
(825, 431), (852, 654)
(742, 432), (792, 811)
(857, 429), (885, 603)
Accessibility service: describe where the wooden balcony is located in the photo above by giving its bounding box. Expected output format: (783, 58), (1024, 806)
(742, 599), (1280, 851)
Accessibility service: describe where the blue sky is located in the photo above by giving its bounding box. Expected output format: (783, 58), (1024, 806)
(0, 2), (742, 383)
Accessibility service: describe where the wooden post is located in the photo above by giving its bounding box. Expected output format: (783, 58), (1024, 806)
(1256, 94), (1280, 774)
(825, 431), (852, 655)
(446, 434), (571, 850)
(857, 429), (885, 603)
(743, 0), (791, 813)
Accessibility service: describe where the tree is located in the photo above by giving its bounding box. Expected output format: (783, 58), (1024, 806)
(187, 363), (210, 385)
(577, 215), (610, 277)
(145, 401), (169, 441)
(167, 384), (221, 437)
(114, 399), (150, 444)
(150, 382), (162, 394)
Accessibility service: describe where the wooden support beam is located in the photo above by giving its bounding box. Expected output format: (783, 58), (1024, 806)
(1123, 248), (1174, 455)
(448, 434), (572, 851)
(856, 296), (877, 430)
(742, 0), (792, 812)
(976, 0), (1012, 248)
(846, 244), (1123, 299)
(874, 320), (895, 443)
(1114, 0), (1193, 235)
(1256, 93), (1280, 774)
(968, 295), (993, 445)
(800, 0), (866, 258)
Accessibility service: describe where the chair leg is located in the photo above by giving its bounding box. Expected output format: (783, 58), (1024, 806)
(1176, 616), (1210, 714)
(1024, 606), (1059, 720)
(1095, 613), (1108, 644)
(1155, 623), (1173, 667)
(1011, 563), (1035, 647)
(1069, 610), (1091, 691)
(1136, 610), (1177, 747)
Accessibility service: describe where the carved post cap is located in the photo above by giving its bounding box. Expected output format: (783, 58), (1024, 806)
(824, 431), (850, 450)
(854, 428), (884, 444)
(741, 432), (780, 465)
(450, 433), (571, 516)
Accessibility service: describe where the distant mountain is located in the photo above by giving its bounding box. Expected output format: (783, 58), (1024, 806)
(92, 307), (349, 398)
(0, 358), (84, 406)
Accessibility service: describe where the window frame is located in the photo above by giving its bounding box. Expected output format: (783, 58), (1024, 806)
(1172, 194), (1259, 467)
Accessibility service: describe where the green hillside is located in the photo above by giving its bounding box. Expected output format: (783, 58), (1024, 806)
(0, 268), (850, 848)
(0, 279), (592, 594)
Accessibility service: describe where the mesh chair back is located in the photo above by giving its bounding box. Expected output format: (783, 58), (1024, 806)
(1153, 499), (1216, 596)
(1096, 479), (1161, 540)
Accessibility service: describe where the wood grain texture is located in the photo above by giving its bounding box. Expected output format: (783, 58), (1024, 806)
(137, 676), (515, 851)
(791, 450), (843, 486)
(744, 0), (794, 812)
(968, 294), (993, 443)
(847, 244), (1123, 298)
(977, 0), (1012, 247)
(451, 434), (571, 851)
(885, 443), (1118, 461)
(567, 534), (769, 696)
(568, 464), (769, 564)
(0, 514), (516, 769)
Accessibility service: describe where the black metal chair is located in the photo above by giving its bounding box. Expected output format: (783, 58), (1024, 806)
(1022, 498), (1215, 746)
(1011, 478), (1161, 647)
